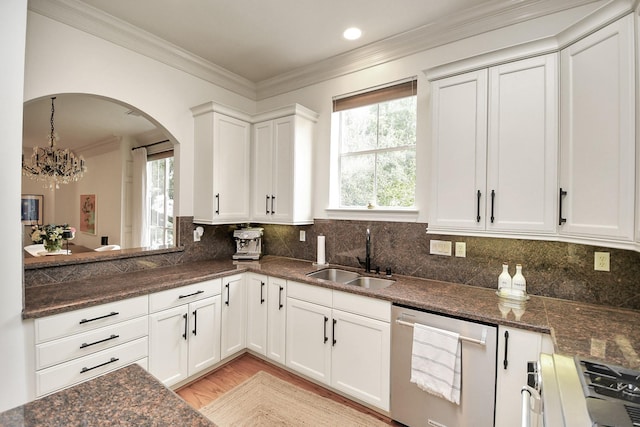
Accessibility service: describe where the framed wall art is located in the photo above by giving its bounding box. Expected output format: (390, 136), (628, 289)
(80, 194), (96, 234)
(21, 194), (43, 225)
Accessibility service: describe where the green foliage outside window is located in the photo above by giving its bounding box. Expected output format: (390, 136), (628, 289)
(338, 96), (416, 207)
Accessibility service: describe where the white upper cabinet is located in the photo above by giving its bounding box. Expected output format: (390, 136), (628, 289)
(429, 53), (558, 235)
(251, 105), (318, 225)
(487, 55), (558, 234)
(430, 69), (488, 231)
(192, 103), (251, 224)
(559, 15), (635, 242)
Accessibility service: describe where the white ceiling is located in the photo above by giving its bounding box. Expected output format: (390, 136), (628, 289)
(75, 0), (496, 83)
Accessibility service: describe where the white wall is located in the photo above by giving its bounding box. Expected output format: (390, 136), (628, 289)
(1, 0), (30, 412)
(24, 11), (257, 220)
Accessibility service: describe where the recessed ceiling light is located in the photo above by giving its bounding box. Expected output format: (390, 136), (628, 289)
(343, 27), (362, 41)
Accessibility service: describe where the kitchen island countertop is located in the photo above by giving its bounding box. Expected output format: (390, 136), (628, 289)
(0, 364), (213, 427)
(23, 256), (640, 370)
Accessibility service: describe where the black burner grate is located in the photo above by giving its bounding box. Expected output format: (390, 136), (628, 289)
(625, 405), (640, 425)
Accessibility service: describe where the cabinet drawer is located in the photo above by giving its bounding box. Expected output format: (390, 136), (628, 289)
(333, 291), (391, 322)
(35, 295), (148, 344)
(149, 279), (222, 313)
(36, 316), (148, 370)
(36, 337), (148, 397)
(287, 281), (332, 306)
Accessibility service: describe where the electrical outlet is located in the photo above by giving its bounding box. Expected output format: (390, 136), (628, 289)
(299, 230), (306, 242)
(430, 240), (452, 256)
(455, 242), (466, 258)
(594, 252), (610, 272)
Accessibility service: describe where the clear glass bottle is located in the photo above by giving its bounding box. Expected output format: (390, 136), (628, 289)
(512, 264), (526, 297)
(498, 263), (512, 294)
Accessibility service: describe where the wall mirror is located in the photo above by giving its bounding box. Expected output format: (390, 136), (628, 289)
(22, 93), (178, 265)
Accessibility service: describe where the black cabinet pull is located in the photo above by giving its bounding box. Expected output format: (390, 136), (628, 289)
(260, 281), (265, 304)
(225, 283), (230, 306)
(490, 190), (495, 223)
(192, 310), (198, 336)
(503, 330), (509, 370)
(278, 286), (284, 310)
(81, 357), (119, 374)
(179, 290), (204, 299)
(182, 313), (188, 340)
(215, 193), (220, 215)
(332, 319), (337, 346)
(476, 190), (482, 222)
(80, 334), (119, 349)
(559, 188), (567, 225)
(79, 311), (118, 325)
(271, 195), (276, 214)
(265, 195), (271, 214)
(323, 316), (328, 343)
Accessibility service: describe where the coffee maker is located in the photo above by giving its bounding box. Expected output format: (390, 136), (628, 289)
(233, 227), (264, 260)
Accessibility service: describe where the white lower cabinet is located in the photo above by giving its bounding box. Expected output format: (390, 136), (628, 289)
(34, 295), (149, 397)
(221, 274), (246, 359)
(495, 326), (553, 427)
(266, 276), (287, 364)
(285, 281), (391, 411)
(246, 273), (288, 364)
(148, 279), (222, 387)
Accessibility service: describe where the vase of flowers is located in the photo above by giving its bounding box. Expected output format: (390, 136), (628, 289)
(31, 224), (75, 253)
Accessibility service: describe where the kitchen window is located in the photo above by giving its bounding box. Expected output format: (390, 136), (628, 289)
(332, 78), (417, 209)
(147, 152), (174, 247)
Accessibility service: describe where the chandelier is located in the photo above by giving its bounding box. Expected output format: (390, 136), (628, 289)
(22, 97), (87, 190)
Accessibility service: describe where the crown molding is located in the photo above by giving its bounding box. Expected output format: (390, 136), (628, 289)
(30, 0), (609, 101)
(28, 0), (257, 100)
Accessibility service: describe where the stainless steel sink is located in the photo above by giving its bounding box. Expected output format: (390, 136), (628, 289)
(344, 276), (395, 290)
(306, 268), (360, 283)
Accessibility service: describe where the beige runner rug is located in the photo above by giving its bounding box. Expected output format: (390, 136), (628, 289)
(199, 371), (388, 426)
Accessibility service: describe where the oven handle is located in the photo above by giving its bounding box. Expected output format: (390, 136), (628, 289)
(521, 385), (540, 427)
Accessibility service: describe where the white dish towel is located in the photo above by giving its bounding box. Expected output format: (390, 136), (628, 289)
(410, 322), (461, 405)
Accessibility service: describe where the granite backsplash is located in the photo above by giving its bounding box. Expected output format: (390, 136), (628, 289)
(24, 217), (640, 311)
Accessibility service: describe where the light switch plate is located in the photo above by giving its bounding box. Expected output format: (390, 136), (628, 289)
(299, 230), (306, 242)
(455, 242), (466, 258)
(430, 240), (452, 256)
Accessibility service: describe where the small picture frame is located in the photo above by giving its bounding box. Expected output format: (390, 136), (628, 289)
(21, 194), (43, 225)
(80, 194), (97, 235)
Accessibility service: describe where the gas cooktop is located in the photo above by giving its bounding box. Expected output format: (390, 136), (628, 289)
(576, 357), (640, 427)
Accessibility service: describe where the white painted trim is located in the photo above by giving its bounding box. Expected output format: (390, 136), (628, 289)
(29, 0), (613, 100)
(325, 208), (420, 223)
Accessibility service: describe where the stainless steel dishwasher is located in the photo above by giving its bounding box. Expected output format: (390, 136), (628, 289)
(391, 304), (498, 427)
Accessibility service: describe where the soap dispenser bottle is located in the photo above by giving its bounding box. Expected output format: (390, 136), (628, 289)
(512, 264), (526, 298)
(498, 263), (512, 295)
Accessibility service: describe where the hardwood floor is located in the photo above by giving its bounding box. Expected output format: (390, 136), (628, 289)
(176, 353), (399, 425)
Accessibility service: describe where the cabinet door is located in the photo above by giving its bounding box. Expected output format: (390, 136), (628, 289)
(559, 15), (635, 241)
(285, 298), (332, 385)
(149, 306), (188, 386)
(487, 54), (558, 234)
(221, 275), (246, 359)
(212, 112), (251, 223)
(246, 274), (268, 355)
(266, 277), (287, 364)
(495, 327), (549, 427)
(270, 116), (295, 223)
(187, 295), (221, 377)
(429, 69), (488, 231)
(251, 121), (274, 223)
(331, 309), (390, 411)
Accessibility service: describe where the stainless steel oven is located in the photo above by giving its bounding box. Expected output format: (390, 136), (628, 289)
(524, 353), (640, 427)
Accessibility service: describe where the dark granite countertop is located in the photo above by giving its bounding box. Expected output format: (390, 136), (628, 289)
(0, 364), (213, 427)
(23, 256), (640, 370)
